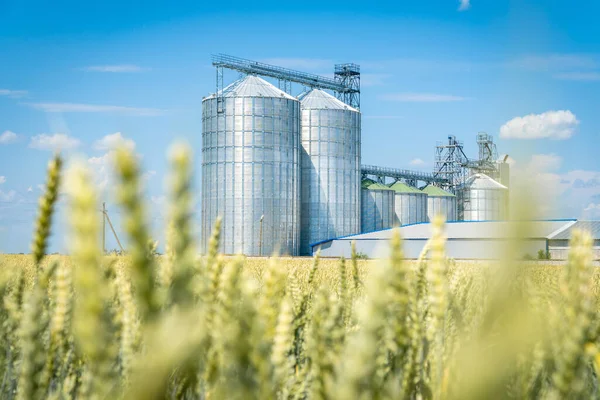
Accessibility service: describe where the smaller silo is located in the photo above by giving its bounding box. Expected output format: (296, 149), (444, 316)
(361, 180), (396, 233)
(422, 185), (457, 222)
(460, 173), (508, 221)
(389, 181), (428, 226)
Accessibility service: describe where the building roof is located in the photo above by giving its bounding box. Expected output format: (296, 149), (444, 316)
(548, 220), (600, 240)
(389, 181), (425, 194)
(422, 185), (455, 197)
(298, 88), (359, 112)
(310, 219), (578, 247)
(464, 173), (508, 190)
(205, 75), (297, 100)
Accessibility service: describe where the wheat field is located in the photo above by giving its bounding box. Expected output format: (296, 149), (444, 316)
(0, 146), (598, 399)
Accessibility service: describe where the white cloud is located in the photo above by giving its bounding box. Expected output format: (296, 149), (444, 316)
(410, 158), (426, 166)
(458, 0), (471, 11)
(381, 93), (467, 102)
(143, 170), (157, 183)
(553, 72), (600, 81)
(528, 153), (562, 172)
(0, 190), (16, 202)
(499, 110), (579, 140)
(0, 176), (5, 184)
(88, 153), (113, 192)
(509, 154), (600, 219)
(94, 132), (135, 151)
(24, 102), (167, 117)
(151, 195), (166, 205)
(0, 89), (28, 98)
(0, 131), (19, 144)
(82, 65), (146, 73)
(29, 133), (81, 151)
(27, 186), (32, 192)
(584, 203), (600, 219)
(87, 151), (153, 193)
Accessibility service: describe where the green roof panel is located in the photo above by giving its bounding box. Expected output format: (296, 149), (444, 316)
(388, 181), (424, 194)
(361, 178), (376, 189)
(422, 185), (455, 197)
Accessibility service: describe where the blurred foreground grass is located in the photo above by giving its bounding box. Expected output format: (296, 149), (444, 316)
(0, 145), (598, 399)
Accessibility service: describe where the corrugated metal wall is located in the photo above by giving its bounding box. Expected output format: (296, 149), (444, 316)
(299, 91), (360, 254)
(361, 188), (396, 233)
(201, 90), (301, 256)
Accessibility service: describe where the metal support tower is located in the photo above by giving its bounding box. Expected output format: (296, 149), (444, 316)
(211, 54), (360, 109)
(475, 132), (499, 176)
(334, 63), (361, 109)
(278, 79), (292, 93)
(216, 66), (224, 114)
(433, 135), (470, 193)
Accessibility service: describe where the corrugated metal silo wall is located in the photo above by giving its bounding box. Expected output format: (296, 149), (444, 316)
(427, 196), (457, 222)
(462, 187), (508, 221)
(300, 108), (361, 254)
(361, 189), (395, 233)
(201, 95), (301, 256)
(392, 192), (428, 226)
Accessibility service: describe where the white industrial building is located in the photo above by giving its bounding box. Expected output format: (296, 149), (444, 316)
(311, 220), (600, 260)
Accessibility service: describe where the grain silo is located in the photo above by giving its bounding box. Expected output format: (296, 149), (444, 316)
(201, 75), (301, 256)
(389, 181), (428, 226)
(460, 173), (508, 221)
(422, 185), (457, 222)
(298, 89), (361, 254)
(361, 180), (395, 233)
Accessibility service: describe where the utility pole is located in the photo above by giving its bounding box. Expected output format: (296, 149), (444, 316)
(259, 215), (264, 257)
(102, 202), (106, 254)
(101, 204), (125, 254)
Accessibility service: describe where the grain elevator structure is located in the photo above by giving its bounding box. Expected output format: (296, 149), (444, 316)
(201, 54), (510, 256)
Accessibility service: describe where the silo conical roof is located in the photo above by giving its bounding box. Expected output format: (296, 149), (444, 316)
(465, 173), (507, 190)
(205, 75), (296, 100)
(361, 178), (376, 189)
(389, 181), (424, 194)
(298, 88), (359, 112)
(422, 185), (455, 197)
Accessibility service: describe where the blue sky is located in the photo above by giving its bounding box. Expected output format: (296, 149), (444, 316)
(1, 0), (599, 253)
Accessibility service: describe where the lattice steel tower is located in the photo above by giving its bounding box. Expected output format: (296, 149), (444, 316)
(334, 64), (361, 109)
(433, 135), (469, 194)
(475, 132), (499, 176)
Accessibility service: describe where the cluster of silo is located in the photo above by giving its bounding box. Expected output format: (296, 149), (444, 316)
(422, 185), (457, 222)
(299, 89), (360, 255)
(201, 77), (360, 256)
(201, 75), (301, 256)
(200, 73), (511, 257)
(361, 179), (396, 233)
(389, 181), (428, 226)
(459, 173), (508, 221)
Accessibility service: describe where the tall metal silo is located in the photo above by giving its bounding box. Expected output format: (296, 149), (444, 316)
(422, 185), (457, 222)
(361, 181), (395, 233)
(201, 75), (301, 256)
(460, 173), (508, 221)
(298, 88), (360, 255)
(389, 181), (428, 226)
